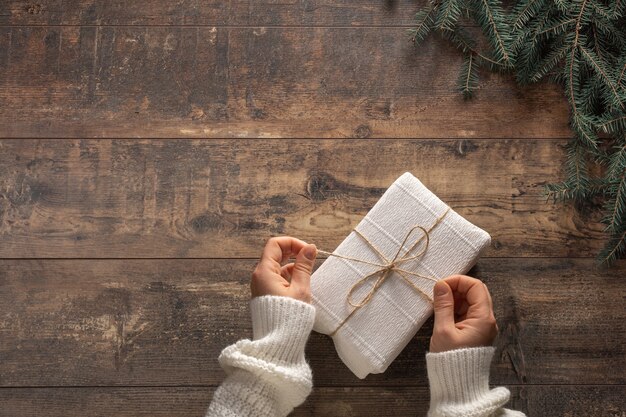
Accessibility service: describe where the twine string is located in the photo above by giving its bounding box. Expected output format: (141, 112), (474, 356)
(316, 208), (451, 337)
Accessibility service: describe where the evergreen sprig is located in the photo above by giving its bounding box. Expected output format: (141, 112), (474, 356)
(410, 0), (626, 265)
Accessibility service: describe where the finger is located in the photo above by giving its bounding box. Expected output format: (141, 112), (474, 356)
(290, 243), (317, 291)
(432, 280), (456, 331)
(280, 263), (295, 280)
(484, 283), (494, 312)
(443, 275), (491, 315)
(260, 236), (309, 265)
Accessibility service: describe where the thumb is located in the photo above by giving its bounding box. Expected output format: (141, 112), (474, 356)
(432, 280), (455, 331)
(290, 243), (317, 290)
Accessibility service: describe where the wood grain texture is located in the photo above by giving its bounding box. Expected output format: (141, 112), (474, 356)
(0, 139), (606, 258)
(2, 1), (423, 26)
(1, 2), (622, 415)
(1, 258), (624, 387)
(1, 385), (626, 417)
(0, 26), (570, 138)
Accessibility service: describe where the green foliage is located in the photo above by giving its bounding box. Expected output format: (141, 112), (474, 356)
(410, 0), (626, 265)
(599, 144), (626, 264)
(409, 7), (436, 44)
(545, 138), (593, 201)
(458, 53), (480, 98)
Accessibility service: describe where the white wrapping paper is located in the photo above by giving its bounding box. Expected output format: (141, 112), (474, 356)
(311, 172), (491, 379)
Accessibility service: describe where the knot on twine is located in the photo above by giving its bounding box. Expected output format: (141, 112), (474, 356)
(317, 208), (450, 337)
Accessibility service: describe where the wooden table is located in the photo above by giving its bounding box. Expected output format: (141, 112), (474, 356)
(1, 1), (624, 415)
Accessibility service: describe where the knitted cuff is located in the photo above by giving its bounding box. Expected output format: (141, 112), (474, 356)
(249, 295), (316, 363)
(426, 346), (499, 405)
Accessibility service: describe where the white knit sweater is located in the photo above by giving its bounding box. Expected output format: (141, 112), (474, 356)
(206, 295), (526, 417)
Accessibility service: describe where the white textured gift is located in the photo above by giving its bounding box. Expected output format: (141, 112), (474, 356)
(311, 172), (491, 379)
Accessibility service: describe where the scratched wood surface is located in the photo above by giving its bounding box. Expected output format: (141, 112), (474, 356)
(4, 0), (423, 26)
(0, 139), (606, 258)
(1, 258), (625, 388)
(0, 26), (570, 138)
(1, 2), (625, 417)
(2, 386), (625, 416)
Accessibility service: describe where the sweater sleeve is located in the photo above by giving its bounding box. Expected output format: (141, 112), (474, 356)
(205, 295), (316, 417)
(426, 346), (527, 417)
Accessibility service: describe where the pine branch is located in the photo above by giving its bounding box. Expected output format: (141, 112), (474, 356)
(552, 0), (571, 14)
(602, 146), (626, 232)
(441, 27), (505, 70)
(528, 39), (568, 82)
(572, 112), (600, 149)
(408, 0), (626, 263)
(567, 138), (592, 200)
(538, 17), (576, 37)
(579, 76), (603, 114)
(545, 138), (593, 201)
(578, 40), (626, 111)
(458, 53), (479, 98)
(603, 175), (626, 233)
(410, 6), (436, 45)
(511, 0), (547, 29)
(591, 1), (621, 21)
(593, 17), (626, 52)
(599, 114), (626, 134)
(617, 60), (626, 87)
(475, 0), (514, 65)
(435, 0), (461, 31)
(567, 0), (590, 121)
(598, 229), (626, 266)
(548, 70), (567, 86)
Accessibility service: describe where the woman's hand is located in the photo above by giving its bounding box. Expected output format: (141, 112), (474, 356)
(250, 236), (317, 303)
(429, 275), (498, 353)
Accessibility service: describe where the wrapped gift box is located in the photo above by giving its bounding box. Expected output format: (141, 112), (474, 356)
(310, 172), (491, 379)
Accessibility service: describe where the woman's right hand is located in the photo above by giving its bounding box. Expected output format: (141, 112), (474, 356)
(429, 275), (498, 353)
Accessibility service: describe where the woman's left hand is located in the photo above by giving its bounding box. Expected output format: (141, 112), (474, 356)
(250, 236), (317, 303)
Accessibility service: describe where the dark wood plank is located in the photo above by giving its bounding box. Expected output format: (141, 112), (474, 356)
(0, 26), (570, 138)
(1, 258), (624, 387)
(2, 1), (423, 26)
(1, 385), (625, 417)
(0, 139), (606, 258)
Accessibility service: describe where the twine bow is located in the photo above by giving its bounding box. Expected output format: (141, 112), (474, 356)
(317, 208), (450, 337)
